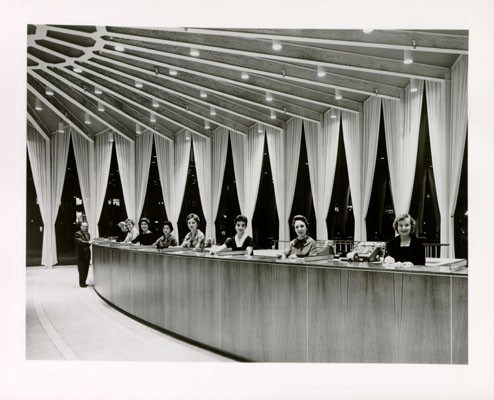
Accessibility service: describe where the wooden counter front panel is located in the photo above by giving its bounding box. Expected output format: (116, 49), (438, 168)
(220, 262), (307, 362)
(92, 245), (468, 363)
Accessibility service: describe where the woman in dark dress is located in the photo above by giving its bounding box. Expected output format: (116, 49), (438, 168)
(132, 218), (156, 246)
(384, 213), (425, 266)
(210, 215), (254, 255)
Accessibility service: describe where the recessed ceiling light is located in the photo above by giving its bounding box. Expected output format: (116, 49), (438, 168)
(363, 29), (374, 34)
(190, 48), (200, 57)
(169, 69), (178, 76)
(270, 110), (276, 119)
(403, 50), (413, 64)
(115, 45), (125, 52)
(98, 102), (105, 112)
(136, 124), (142, 134)
(45, 88), (54, 96)
(210, 107), (216, 116)
(241, 71), (249, 80)
(73, 66), (82, 73)
(135, 81), (144, 88)
(266, 92), (273, 102)
(57, 122), (64, 133)
(272, 39), (282, 51)
(34, 98), (43, 111)
(257, 124), (263, 133)
(84, 113), (91, 125)
(317, 65), (326, 78)
(152, 99), (159, 108)
(204, 120), (211, 129)
(335, 89), (342, 100)
(200, 90), (207, 98)
(410, 79), (418, 92)
(330, 109), (337, 119)
(150, 112), (156, 123)
(94, 88), (102, 95)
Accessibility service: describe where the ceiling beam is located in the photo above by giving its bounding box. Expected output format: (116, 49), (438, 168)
(85, 57), (287, 129)
(158, 28), (468, 54)
(27, 80), (94, 142)
(29, 69), (135, 142)
(51, 68), (175, 142)
(104, 30), (450, 81)
(27, 107), (50, 141)
(92, 54), (323, 122)
(101, 47), (362, 113)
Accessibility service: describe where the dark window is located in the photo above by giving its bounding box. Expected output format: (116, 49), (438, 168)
(289, 126), (316, 240)
(177, 140), (205, 243)
(140, 140), (168, 235)
(410, 93), (440, 242)
(365, 107), (395, 241)
(98, 144), (127, 238)
(54, 136), (85, 265)
(326, 121), (354, 239)
(454, 135), (468, 259)
(252, 134), (279, 249)
(26, 150), (43, 266)
(215, 134), (241, 245)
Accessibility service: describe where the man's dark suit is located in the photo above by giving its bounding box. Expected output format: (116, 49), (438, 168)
(74, 228), (91, 287)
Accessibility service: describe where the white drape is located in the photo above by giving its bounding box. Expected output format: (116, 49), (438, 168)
(49, 127), (71, 265)
(266, 126), (286, 245)
(361, 97), (382, 241)
(210, 127), (229, 242)
(114, 133), (136, 222)
(192, 133), (213, 239)
(94, 131), (114, 236)
(135, 130), (153, 221)
(27, 125), (52, 266)
(154, 133), (174, 222)
(170, 131), (191, 239)
(230, 131), (247, 214)
(342, 111), (364, 240)
(242, 124), (265, 237)
(383, 80), (424, 215)
(447, 55), (468, 257)
(71, 130), (95, 237)
(304, 110), (340, 240)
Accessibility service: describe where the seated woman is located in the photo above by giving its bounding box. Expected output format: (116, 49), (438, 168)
(180, 213), (205, 251)
(282, 215), (318, 259)
(153, 221), (178, 249)
(210, 215), (254, 256)
(384, 213), (425, 266)
(117, 221), (128, 242)
(132, 218), (156, 246)
(123, 219), (139, 243)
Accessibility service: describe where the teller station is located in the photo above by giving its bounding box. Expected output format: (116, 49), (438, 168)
(93, 242), (467, 364)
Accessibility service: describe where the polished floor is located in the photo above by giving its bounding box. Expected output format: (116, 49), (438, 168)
(26, 265), (233, 361)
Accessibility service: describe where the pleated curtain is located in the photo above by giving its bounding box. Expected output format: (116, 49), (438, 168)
(266, 126), (286, 245)
(427, 56), (468, 257)
(229, 131), (247, 214)
(447, 55), (468, 257)
(49, 126), (71, 265)
(242, 124), (265, 237)
(154, 133), (174, 224)
(360, 97), (382, 241)
(304, 110), (340, 240)
(94, 131), (114, 237)
(71, 129), (95, 237)
(210, 128), (229, 242)
(283, 119), (303, 236)
(383, 80), (424, 215)
(192, 133), (213, 239)
(27, 125), (52, 266)
(114, 132), (136, 222)
(342, 111), (364, 241)
(170, 131), (191, 239)
(135, 130), (153, 221)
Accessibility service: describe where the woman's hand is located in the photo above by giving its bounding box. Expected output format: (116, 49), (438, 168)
(384, 256), (395, 264)
(288, 254), (298, 259)
(403, 261), (414, 267)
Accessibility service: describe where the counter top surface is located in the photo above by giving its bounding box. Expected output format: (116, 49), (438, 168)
(94, 242), (468, 277)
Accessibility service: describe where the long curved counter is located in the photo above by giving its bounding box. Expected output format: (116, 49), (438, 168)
(92, 243), (468, 363)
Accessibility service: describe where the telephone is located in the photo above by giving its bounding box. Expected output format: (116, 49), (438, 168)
(346, 242), (386, 262)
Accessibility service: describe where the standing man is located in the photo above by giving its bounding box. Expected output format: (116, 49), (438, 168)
(74, 222), (92, 288)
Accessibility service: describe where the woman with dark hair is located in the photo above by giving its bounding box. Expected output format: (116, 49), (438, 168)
(153, 221), (178, 249)
(281, 215), (318, 259)
(180, 213), (205, 251)
(210, 215), (254, 255)
(131, 217), (156, 246)
(384, 213), (425, 266)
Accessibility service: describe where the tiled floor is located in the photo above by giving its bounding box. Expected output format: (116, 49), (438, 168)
(26, 266), (233, 362)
